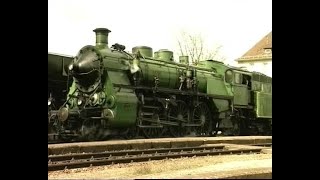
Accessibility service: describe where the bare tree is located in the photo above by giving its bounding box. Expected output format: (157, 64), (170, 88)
(176, 30), (226, 64)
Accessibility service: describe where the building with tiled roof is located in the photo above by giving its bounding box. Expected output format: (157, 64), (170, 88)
(235, 32), (272, 77)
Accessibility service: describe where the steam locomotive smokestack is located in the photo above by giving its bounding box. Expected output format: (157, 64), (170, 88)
(93, 28), (111, 48)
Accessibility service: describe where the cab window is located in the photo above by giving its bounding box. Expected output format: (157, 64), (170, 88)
(234, 73), (242, 84)
(225, 70), (233, 83)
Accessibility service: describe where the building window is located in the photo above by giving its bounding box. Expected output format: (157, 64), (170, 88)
(264, 49), (272, 54)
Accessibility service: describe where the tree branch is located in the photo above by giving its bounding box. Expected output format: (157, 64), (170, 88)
(176, 30), (225, 64)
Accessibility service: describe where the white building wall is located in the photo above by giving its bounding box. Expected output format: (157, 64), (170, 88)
(237, 60), (272, 77)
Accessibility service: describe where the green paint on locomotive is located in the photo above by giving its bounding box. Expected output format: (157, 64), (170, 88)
(98, 45), (139, 127)
(133, 54), (235, 115)
(197, 59), (272, 119)
(64, 43), (139, 128)
(154, 49), (174, 62)
(58, 27), (272, 139)
(252, 73), (272, 118)
(103, 70), (138, 127)
(254, 92), (272, 118)
(134, 55), (226, 94)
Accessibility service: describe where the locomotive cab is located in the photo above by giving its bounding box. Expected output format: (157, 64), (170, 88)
(225, 69), (252, 106)
(223, 68), (272, 135)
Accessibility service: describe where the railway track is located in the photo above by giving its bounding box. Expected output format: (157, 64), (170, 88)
(48, 145), (264, 171)
(249, 143), (272, 147)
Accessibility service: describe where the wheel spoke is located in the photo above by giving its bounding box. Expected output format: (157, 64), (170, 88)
(192, 102), (212, 136)
(168, 100), (189, 137)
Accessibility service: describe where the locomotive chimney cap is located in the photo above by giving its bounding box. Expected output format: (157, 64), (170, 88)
(93, 28), (111, 48)
(93, 28), (111, 33)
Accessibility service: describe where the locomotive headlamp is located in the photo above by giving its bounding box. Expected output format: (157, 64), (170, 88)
(58, 107), (69, 122)
(48, 97), (53, 106)
(77, 98), (83, 106)
(68, 64), (73, 71)
(102, 109), (115, 119)
(90, 93), (99, 106)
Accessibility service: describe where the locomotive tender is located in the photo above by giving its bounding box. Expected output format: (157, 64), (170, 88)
(48, 52), (73, 109)
(51, 28), (272, 141)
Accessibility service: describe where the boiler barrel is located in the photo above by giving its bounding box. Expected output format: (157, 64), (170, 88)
(139, 60), (209, 93)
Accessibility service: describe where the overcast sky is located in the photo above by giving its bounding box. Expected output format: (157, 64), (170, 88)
(48, 0), (271, 65)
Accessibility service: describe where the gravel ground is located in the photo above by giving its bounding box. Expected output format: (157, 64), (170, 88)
(48, 150), (272, 179)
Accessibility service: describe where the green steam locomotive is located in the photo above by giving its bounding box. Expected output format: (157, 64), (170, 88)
(50, 28), (272, 141)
